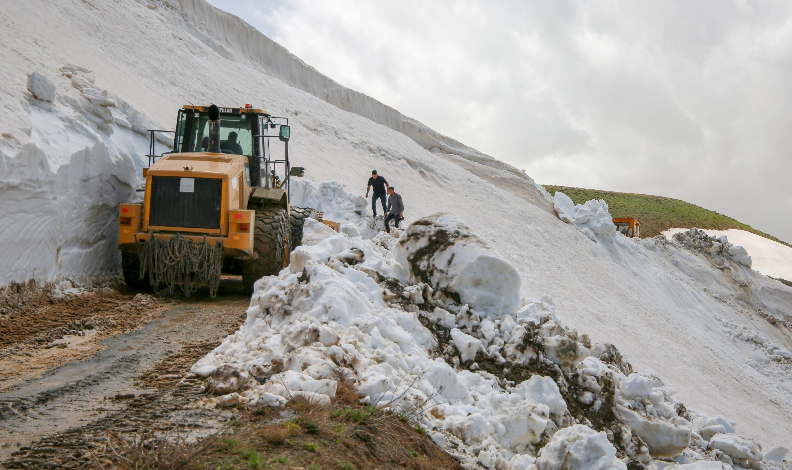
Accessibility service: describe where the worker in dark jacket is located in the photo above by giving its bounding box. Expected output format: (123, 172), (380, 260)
(365, 170), (390, 217)
(384, 186), (404, 233)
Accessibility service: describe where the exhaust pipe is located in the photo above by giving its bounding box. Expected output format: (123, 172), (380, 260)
(207, 104), (221, 153)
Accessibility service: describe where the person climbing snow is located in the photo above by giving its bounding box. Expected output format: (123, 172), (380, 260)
(384, 186), (404, 234)
(365, 170), (389, 217)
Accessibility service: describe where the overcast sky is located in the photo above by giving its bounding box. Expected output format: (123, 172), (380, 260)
(208, 0), (792, 242)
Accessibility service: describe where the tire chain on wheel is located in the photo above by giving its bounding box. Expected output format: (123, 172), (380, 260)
(288, 206), (319, 250)
(242, 206), (290, 292)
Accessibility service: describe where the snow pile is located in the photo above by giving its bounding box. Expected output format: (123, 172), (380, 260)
(553, 192), (617, 242)
(192, 204), (789, 469)
(671, 228), (752, 268)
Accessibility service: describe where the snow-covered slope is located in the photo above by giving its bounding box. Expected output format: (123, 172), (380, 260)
(664, 229), (792, 283)
(1, 0), (791, 453)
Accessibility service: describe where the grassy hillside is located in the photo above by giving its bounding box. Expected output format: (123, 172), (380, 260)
(543, 185), (790, 246)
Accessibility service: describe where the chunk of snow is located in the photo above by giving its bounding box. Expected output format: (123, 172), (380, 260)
(536, 424), (619, 470)
(434, 307), (457, 328)
(764, 446), (790, 470)
(27, 71), (56, 102)
(518, 375), (567, 416)
(665, 462), (731, 470)
(509, 454), (537, 470)
(620, 373), (653, 398)
(709, 433), (763, 462)
(728, 245), (752, 267)
(553, 192), (617, 242)
(616, 405), (691, 458)
(450, 328), (482, 362)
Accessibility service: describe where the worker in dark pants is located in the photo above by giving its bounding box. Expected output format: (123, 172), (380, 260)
(365, 170), (389, 217)
(384, 186), (404, 234)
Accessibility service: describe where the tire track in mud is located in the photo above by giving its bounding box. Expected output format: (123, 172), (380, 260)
(0, 283), (248, 466)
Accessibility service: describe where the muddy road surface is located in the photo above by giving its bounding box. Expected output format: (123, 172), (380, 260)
(0, 279), (249, 468)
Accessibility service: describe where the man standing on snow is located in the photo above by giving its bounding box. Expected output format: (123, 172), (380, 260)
(365, 170), (389, 217)
(384, 186), (404, 234)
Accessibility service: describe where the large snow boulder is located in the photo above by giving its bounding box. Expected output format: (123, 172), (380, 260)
(536, 424), (621, 470)
(394, 213), (520, 316)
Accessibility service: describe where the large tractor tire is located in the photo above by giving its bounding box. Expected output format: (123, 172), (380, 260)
(289, 206), (318, 250)
(243, 207), (290, 293)
(121, 251), (151, 291)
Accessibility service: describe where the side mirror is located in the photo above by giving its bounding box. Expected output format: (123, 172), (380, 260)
(279, 125), (290, 142)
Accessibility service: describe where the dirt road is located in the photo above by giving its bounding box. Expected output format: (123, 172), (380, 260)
(0, 279), (249, 468)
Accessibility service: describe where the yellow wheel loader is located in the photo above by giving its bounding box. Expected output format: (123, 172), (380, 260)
(118, 104), (318, 296)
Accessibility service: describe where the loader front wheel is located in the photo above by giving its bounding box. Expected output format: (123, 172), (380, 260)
(121, 251), (151, 291)
(289, 206), (318, 250)
(242, 207), (290, 293)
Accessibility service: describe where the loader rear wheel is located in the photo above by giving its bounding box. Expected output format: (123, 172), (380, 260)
(121, 252), (151, 291)
(242, 207), (290, 293)
(289, 206), (318, 250)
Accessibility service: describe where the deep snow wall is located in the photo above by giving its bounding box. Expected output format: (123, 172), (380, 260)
(1, 0), (791, 449)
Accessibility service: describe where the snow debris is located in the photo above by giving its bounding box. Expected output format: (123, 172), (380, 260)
(26, 71), (56, 102)
(672, 228), (752, 268)
(553, 192), (617, 242)
(718, 317), (792, 361)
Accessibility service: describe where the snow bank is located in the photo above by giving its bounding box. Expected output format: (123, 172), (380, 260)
(394, 213), (521, 316)
(0, 67), (155, 284)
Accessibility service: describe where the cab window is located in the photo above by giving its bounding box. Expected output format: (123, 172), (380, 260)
(175, 110), (256, 156)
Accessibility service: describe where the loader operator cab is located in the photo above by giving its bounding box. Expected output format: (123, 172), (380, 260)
(162, 105), (291, 189)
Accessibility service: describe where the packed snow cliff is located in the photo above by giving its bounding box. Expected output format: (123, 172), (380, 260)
(193, 181), (790, 470)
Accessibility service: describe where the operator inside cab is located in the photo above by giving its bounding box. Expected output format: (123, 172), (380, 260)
(221, 131), (244, 155)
